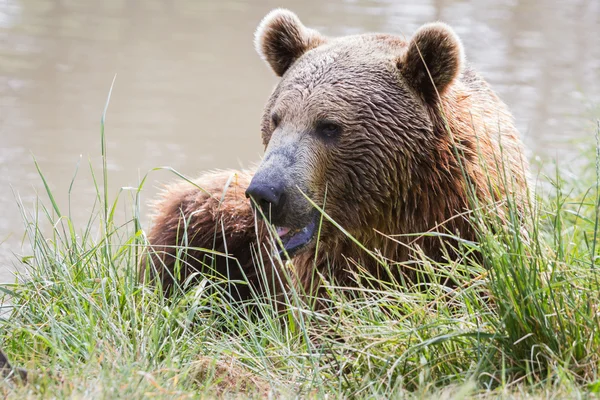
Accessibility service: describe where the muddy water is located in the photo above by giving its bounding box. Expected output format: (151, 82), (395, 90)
(0, 0), (599, 282)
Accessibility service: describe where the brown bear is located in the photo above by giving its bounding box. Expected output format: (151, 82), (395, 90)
(141, 9), (529, 301)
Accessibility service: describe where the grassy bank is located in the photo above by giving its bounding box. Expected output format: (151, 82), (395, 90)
(1, 116), (600, 398)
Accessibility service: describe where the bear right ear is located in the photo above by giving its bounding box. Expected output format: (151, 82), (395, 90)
(400, 22), (464, 104)
(255, 9), (326, 77)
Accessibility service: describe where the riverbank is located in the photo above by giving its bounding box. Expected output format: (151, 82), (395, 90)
(1, 121), (600, 399)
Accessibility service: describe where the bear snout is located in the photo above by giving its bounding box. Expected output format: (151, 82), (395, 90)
(245, 177), (285, 221)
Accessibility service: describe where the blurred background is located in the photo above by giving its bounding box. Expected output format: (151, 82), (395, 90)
(0, 0), (599, 281)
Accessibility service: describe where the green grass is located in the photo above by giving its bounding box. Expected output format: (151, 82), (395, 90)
(1, 109), (600, 398)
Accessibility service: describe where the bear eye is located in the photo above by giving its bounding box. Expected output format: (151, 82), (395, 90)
(271, 113), (281, 129)
(316, 120), (342, 140)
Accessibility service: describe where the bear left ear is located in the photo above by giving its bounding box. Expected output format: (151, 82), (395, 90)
(400, 22), (464, 104)
(255, 9), (326, 77)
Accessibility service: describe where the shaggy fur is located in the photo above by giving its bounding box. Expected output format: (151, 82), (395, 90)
(141, 170), (273, 298)
(141, 10), (528, 300)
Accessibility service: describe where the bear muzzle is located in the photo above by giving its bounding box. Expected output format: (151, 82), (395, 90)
(246, 177), (319, 258)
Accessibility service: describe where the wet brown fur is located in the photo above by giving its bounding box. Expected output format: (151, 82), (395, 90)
(141, 10), (528, 301)
(141, 170), (274, 298)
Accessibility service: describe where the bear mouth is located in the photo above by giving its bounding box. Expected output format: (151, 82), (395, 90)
(274, 216), (318, 258)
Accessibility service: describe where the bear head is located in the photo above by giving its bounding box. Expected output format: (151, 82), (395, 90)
(246, 9), (465, 258)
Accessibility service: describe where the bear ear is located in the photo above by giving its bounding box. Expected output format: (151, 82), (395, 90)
(400, 22), (464, 104)
(255, 9), (326, 77)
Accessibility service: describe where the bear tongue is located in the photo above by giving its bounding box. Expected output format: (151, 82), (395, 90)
(277, 219), (317, 258)
(276, 226), (291, 237)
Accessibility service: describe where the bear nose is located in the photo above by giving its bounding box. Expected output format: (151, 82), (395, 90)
(245, 180), (284, 216)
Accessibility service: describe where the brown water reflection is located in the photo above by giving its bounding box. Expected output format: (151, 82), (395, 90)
(0, 0), (599, 281)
